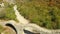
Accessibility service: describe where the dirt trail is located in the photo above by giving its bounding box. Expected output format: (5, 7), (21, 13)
(13, 5), (29, 24)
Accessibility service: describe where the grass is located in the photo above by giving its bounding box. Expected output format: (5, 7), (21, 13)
(16, 0), (60, 29)
(0, 2), (18, 21)
(0, 25), (5, 33)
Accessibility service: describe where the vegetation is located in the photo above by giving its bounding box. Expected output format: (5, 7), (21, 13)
(0, 0), (60, 29)
(0, 0), (3, 3)
(16, 0), (60, 29)
(0, 25), (15, 34)
(0, 25), (5, 33)
(0, 2), (17, 21)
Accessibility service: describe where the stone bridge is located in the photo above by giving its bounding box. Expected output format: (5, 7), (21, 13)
(0, 20), (24, 34)
(0, 20), (60, 34)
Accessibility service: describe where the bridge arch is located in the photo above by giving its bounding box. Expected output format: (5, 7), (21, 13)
(5, 23), (17, 34)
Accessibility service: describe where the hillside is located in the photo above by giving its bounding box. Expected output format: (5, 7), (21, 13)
(16, 0), (60, 29)
(0, 0), (60, 29)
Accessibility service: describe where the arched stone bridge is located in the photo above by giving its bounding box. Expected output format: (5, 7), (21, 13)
(0, 20), (60, 34)
(0, 20), (24, 34)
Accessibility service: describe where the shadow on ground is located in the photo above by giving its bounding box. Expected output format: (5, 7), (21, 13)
(24, 29), (40, 34)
